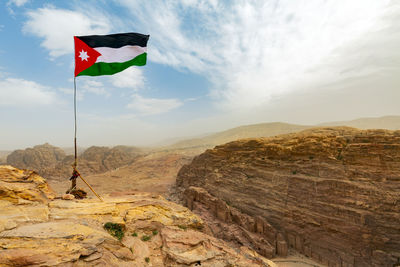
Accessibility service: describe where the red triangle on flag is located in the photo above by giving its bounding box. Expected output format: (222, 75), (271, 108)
(74, 36), (101, 77)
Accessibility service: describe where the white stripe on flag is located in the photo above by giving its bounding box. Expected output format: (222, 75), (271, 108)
(95, 45), (147, 63)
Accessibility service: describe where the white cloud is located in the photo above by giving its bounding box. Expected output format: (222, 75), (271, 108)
(59, 87), (84, 101)
(110, 68), (145, 90)
(127, 94), (182, 115)
(23, 6), (112, 58)
(60, 79), (110, 99)
(117, 0), (393, 110)
(80, 79), (109, 97)
(8, 0), (29, 7)
(0, 78), (57, 107)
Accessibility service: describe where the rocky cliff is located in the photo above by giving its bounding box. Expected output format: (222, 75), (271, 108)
(177, 127), (400, 267)
(0, 165), (275, 266)
(6, 144), (142, 179)
(6, 143), (66, 171)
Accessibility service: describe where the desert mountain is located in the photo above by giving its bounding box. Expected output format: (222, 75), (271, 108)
(319, 115), (400, 130)
(6, 144), (143, 179)
(5, 116), (400, 197)
(176, 127), (400, 266)
(0, 151), (10, 165)
(169, 122), (311, 150)
(168, 116), (400, 151)
(6, 143), (66, 170)
(0, 165), (276, 266)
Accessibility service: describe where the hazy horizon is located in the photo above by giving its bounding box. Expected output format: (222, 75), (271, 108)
(1, 114), (399, 151)
(1, 1), (399, 150)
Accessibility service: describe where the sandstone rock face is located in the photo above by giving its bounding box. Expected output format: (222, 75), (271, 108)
(0, 151), (10, 165)
(80, 146), (137, 171)
(0, 165), (55, 204)
(6, 144), (142, 179)
(183, 186), (284, 259)
(0, 165), (274, 266)
(177, 127), (400, 267)
(6, 143), (66, 171)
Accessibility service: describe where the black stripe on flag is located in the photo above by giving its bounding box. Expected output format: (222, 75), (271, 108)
(77, 32), (149, 48)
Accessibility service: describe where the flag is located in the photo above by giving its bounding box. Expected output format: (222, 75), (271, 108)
(74, 32), (149, 77)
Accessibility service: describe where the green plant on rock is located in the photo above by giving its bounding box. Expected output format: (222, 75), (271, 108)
(104, 222), (124, 241)
(132, 232), (138, 237)
(145, 257), (150, 263)
(152, 230), (158, 235)
(178, 224), (187, 230)
(141, 235), (151, 241)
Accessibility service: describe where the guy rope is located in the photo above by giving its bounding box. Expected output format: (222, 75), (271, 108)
(67, 76), (103, 201)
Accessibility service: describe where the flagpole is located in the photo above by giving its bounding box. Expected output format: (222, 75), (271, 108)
(67, 76), (78, 193)
(73, 76), (77, 168)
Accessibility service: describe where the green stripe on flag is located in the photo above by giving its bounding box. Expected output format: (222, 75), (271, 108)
(77, 53), (147, 77)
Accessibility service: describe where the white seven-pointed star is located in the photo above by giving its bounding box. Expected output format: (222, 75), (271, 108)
(79, 50), (90, 61)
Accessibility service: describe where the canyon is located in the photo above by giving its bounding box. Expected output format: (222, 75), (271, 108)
(176, 127), (400, 267)
(2, 119), (400, 266)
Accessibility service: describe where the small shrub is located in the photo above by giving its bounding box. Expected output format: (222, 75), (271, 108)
(178, 225), (187, 230)
(292, 170), (297, 175)
(141, 235), (151, 241)
(104, 222), (124, 241)
(132, 232), (138, 237)
(309, 155), (314, 160)
(152, 230), (158, 235)
(145, 257), (150, 263)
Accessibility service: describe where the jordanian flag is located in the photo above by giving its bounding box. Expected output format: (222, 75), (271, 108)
(74, 32), (149, 77)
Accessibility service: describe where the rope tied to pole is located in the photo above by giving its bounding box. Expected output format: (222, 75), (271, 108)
(69, 76), (103, 202)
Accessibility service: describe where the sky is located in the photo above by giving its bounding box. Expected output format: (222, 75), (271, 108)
(0, 0), (399, 150)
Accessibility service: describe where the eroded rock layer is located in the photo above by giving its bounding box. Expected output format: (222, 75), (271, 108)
(177, 127), (400, 267)
(0, 165), (274, 267)
(6, 144), (142, 178)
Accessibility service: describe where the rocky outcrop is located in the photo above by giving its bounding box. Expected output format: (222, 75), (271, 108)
(6, 144), (142, 179)
(177, 127), (400, 267)
(80, 146), (139, 171)
(6, 143), (66, 171)
(0, 151), (9, 165)
(0, 165), (55, 205)
(0, 165), (275, 266)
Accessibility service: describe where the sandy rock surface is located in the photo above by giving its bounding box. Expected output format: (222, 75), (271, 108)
(0, 165), (274, 266)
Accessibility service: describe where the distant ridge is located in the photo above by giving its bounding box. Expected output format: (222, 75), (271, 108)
(168, 115), (400, 150)
(319, 115), (400, 130)
(169, 122), (311, 149)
